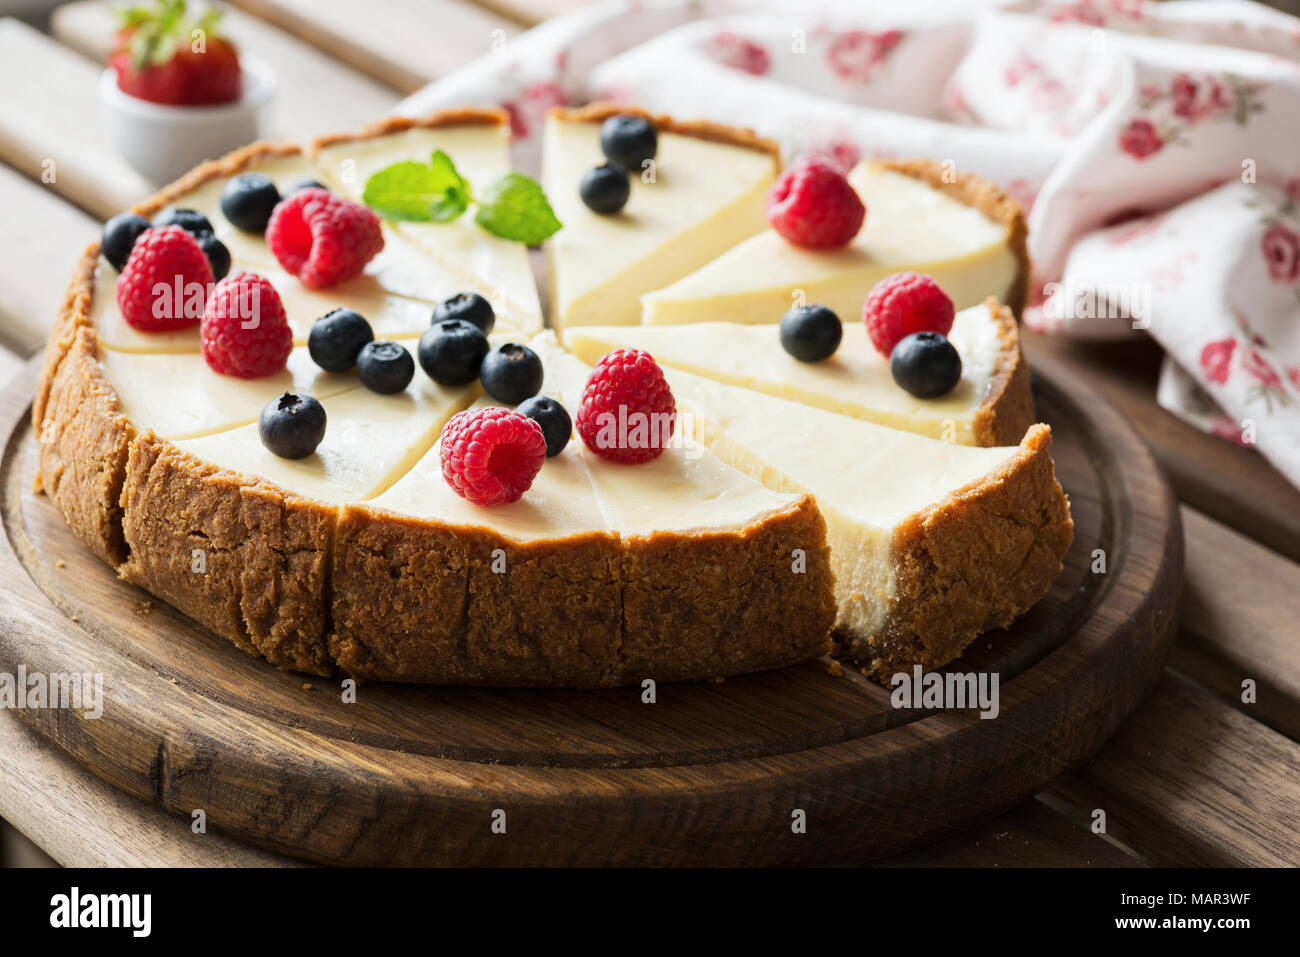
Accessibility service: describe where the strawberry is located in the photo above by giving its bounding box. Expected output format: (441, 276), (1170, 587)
(109, 0), (241, 107)
(176, 35), (242, 105)
(109, 28), (186, 105)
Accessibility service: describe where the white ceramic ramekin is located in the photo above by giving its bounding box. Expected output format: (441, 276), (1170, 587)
(99, 55), (276, 185)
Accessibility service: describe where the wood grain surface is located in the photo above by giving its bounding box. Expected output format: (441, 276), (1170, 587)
(0, 19), (152, 218)
(228, 0), (520, 93)
(0, 352), (1182, 865)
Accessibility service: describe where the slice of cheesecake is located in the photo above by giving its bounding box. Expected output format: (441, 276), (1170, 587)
(566, 299), (1033, 447)
(662, 366), (1073, 681)
(640, 159), (1029, 327)
(536, 334), (836, 682)
(333, 374), (622, 686)
(100, 343), (358, 440)
(173, 371), (479, 503)
(542, 104), (779, 332)
(310, 110), (544, 333)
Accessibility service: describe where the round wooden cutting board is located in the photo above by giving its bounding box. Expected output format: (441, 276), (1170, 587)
(0, 354), (1182, 866)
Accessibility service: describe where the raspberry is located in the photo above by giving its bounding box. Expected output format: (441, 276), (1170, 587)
(440, 406), (547, 506)
(115, 225), (213, 332)
(201, 271), (293, 378)
(266, 188), (384, 288)
(576, 349), (676, 464)
(766, 156), (866, 248)
(862, 272), (955, 358)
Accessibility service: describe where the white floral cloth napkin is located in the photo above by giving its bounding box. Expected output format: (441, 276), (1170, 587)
(400, 0), (1300, 489)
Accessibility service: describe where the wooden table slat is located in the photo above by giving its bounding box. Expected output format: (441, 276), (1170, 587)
(1043, 671), (1300, 867)
(877, 796), (1144, 867)
(0, 711), (298, 867)
(51, 0), (400, 140)
(0, 162), (100, 358)
(0, 17), (153, 219)
(1167, 505), (1300, 740)
(228, 0), (520, 94)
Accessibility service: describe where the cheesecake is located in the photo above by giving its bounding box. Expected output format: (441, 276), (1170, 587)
(542, 103), (779, 332)
(34, 105), (1070, 690)
(661, 366), (1073, 680)
(566, 299), (1034, 447)
(310, 110), (544, 334)
(331, 336), (836, 686)
(640, 159), (1029, 327)
(99, 344), (357, 440)
(173, 367), (479, 503)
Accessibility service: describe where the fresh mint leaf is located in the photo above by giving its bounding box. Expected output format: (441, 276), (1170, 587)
(363, 155), (561, 245)
(474, 173), (562, 245)
(362, 151), (474, 222)
(426, 150), (472, 222)
(363, 161), (447, 221)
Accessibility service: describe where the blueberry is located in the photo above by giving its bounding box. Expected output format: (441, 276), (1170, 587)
(356, 340), (415, 394)
(198, 233), (231, 281)
(579, 164), (630, 215)
(259, 393), (326, 459)
(481, 343), (544, 405)
(516, 395), (571, 458)
(418, 319), (489, 386)
(286, 178), (327, 195)
(152, 207), (213, 237)
(780, 304), (842, 362)
(102, 213), (151, 272)
(600, 113), (657, 171)
(220, 173), (281, 233)
(431, 292), (495, 334)
(308, 308), (374, 372)
(890, 332), (963, 399)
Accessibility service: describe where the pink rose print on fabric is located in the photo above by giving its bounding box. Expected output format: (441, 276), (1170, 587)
(803, 136), (861, 174)
(1261, 223), (1300, 282)
(1210, 415), (1251, 447)
(1239, 345), (1291, 412)
(1004, 178), (1040, 215)
(706, 31), (770, 76)
(1119, 118), (1163, 159)
(1123, 73), (1266, 159)
(1105, 210), (1167, 246)
(500, 81), (567, 140)
(1200, 338), (1236, 385)
(1243, 349), (1285, 391)
(826, 30), (902, 84)
(1169, 74), (1233, 121)
(1288, 366), (1300, 392)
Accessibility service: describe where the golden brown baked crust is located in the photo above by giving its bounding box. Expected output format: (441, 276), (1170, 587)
(331, 496), (833, 688)
(614, 497), (833, 683)
(308, 107), (510, 156)
(331, 505), (623, 686)
(34, 246), (132, 564)
(838, 424), (1074, 681)
(973, 297), (1035, 447)
(120, 434), (336, 675)
(549, 102), (782, 164)
(874, 159), (1031, 320)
